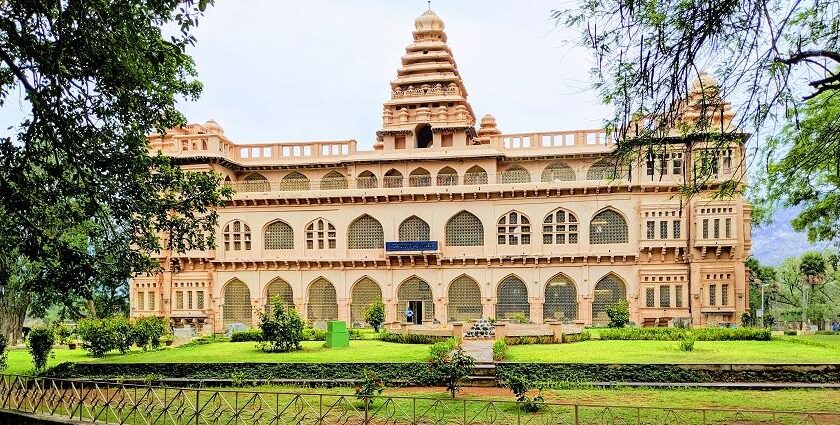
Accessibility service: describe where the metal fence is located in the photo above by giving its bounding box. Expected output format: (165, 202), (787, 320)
(1, 375), (838, 425)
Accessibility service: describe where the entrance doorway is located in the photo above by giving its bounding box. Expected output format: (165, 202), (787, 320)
(408, 301), (423, 324)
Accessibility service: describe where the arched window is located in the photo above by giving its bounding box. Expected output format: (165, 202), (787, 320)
(222, 279), (252, 327)
(590, 209), (628, 244)
(592, 274), (627, 325)
(448, 275), (482, 322)
(384, 169), (404, 188)
(223, 220), (251, 251)
(264, 278), (294, 312)
(496, 275), (530, 320)
(543, 208), (579, 244)
(437, 167), (458, 186)
(356, 170), (378, 189)
(307, 278), (338, 322)
(264, 220), (293, 250)
(350, 277), (382, 324)
(280, 172), (310, 191)
(416, 123), (433, 148)
(398, 277), (434, 322)
(497, 211), (530, 245)
(320, 171), (348, 190)
(587, 159), (624, 180)
(500, 165), (531, 184)
(463, 165), (488, 185)
(305, 218), (336, 249)
(541, 162), (576, 182)
(544, 274), (577, 322)
(348, 214), (384, 249)
(408, 168), (431, 187)
(242, 173), (269, 192)
(399, 216), (430, 241)
(445, 211), (484, 246)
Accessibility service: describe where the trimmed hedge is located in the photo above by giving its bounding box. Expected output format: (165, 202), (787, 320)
(597, 327), (771, 341)
(379, 331), (452, 345)
(497, 363), (840, 384)
(230, 330), (263, 342)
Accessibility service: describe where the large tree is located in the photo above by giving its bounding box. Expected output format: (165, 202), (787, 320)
(557, 1), (840, 237)
(0, 0), (230, 342)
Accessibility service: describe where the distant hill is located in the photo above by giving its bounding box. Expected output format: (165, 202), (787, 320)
(751, 206), (830, 266)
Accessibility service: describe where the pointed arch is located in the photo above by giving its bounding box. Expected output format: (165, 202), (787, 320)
(590, 208), (629, 244)
(543, 208), (579, 245)
(305, 217), (336, 249)
(397, 276), (434, 322)
(350, 277), (382, 324)
(356, 170), (378, 189)
(264, 220), (293, 250)
(496, 274), (530, 320)
(445, 211), (484, 246)
(399, 216), (431, 241)
(586, 159), (624, 180)
(384, 169), (404, 188)
(591, 273), (627, 325)
(463, 165), (488, 185)
(242, 173), (269, 192)
(264, 277), (294, 312)
(408, 167), (431, 187)
(436, 167), (459, 186)
(222, 279), (252, 327)
(447, 275), (482, 322)
(280, 171), (310, 191)
(497, 210), (531, 245)
(541, 162), (576, 182)
(500, 165), (531, 184)
(307, 277), (338, 322)
(544, 273), (578, 322)
(348, 214), (384, 249)
(320, 170), (348, 190)
(223, 220), (251, 251)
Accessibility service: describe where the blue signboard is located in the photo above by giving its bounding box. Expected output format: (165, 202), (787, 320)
(385, 241), (439, 252)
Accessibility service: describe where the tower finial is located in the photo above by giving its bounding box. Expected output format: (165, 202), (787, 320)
(427, 0), (431, 10)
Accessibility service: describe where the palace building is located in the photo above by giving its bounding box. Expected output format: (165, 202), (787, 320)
(132, 9), (752, 332)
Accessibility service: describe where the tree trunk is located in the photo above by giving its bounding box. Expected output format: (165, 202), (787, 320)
(0, 288), (30, 345)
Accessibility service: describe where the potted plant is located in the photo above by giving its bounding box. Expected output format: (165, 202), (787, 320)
(67, 339), (78, 350)
(162, 335), (174, 347)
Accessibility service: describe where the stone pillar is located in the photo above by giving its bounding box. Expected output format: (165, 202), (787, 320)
(251, 299), (261, 327)
(434, 298), (447, 324)
(483, 299), (495, 320)
(385, 298), (398, 324)
(546, 320), (563, 343)
(337, 297), (350, 324)
(400, 322), (410, 336)
(494, 322), (507, 340)
(452, 322), (465, 340)
(531, 299), (544, 324)
(579, 296), (593, 325)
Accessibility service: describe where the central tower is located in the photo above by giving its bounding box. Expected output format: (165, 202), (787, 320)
(375, 9), (477, 151)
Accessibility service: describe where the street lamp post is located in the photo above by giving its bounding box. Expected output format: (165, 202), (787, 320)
(759, 283), (771, 328)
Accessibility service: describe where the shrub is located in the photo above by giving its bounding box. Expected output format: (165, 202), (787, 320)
(302, 327), (327, 341)
(54, 324), (74, 346)
(562, 331), (592, 343)
(492, 339), (507, 361)
(784, 330), (798, 336)
(510, 313), (529, 324)
(505, 335), (555, 345)
(428, 339), (457, 362)
(76, 318), (114, 358)
(108, 317), (134, 354)
(679, 333), (696, 352)
(503, 374), (544, 413)
(230, 330), (263, 342)
(355, 369), (385, 403)
(133, 316), (167, 350)
(364, 299), (386, 332)
(259, 299), (304, 352)
(597, 327), (771, 341)
(605, 300), (630, 328)
(430, 344), (475, 398)
(741, 312), (755, 327)
(27, 327), (55, 371)
(379, 331), (452, 345)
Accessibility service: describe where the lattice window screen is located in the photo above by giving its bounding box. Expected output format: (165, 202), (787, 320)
(399, 216), (431, 241)
(383, 170), (404, 188)
(409, 169), (431, 187)
(350, 278), (382, 324)
(137, 291), (145, 310)
(591, 274), (627, 325)
(279, 172), (310, 191)
(320, 171), (348, 190)
(463, 166), (488, 185)
(446, 211), (484, 246)
(223, 220), (252, 251)
(264, 221), (294, 249)
(148, 292), (155, 311)
(196, 291), (204, 309)
(586, 160), (622, 180)
(175, 291), (184, 310)
(541, 162), (576, 182)
(265, 278), (295, 312)
(675, 285), (684, 307)
(646, 287), (655, 307)
(497, 211), (531, 245)
(500, 166), (531, 184)
(589, 210), (628, 244)
(307, 278), (338, 321)
(447, 276), (482, 322)
(348, 215), (384, 249)
(542, 209), (579, 244)
(398, 277), (435, 322)
(306, 219), (336, 249)
(222, 280), (252, 327)
(356, 171), (378, 189)
(659, 285), (671, 307)
(496, 276), (530, 320)
(543, 274), (577, 322)
(242, 173), (270, 192)
(437, 167), (459, 186)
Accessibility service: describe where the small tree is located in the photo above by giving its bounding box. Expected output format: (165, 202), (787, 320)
(259, 297), (304, 353)
(108, 317), (134, 354)
(76, 318), (114, 358)
(133, 316), (167, 350)
(27, 327), (55, 371)
(605, 300), (630, 328)
(364, 299), (386, 332)
(430, 344), (475, 398)
(355, 369), (385, 406)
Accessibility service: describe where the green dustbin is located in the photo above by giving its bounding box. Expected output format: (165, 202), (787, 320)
(325, 320), (349, 348)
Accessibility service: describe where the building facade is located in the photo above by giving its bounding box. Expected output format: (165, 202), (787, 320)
(132, 10), (752, 332)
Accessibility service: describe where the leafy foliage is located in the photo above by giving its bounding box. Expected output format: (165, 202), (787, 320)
(605, 300), (630, 328)
(354, 369), (385, 403)
(258, 298), (304, 353)
(27, 327), (54, 371)
(765, 251), (840, 325)
(492, 339), (508, 361)
(503, 374), (545, 413)
(364, 299), (386, 332)
(379, 331), (451, 345)
(429, 343), (475, 398)
(230, 330), (263, 342)
(133, 316), (167, 350)
(427, 339), (457, 362)
(597, 327), (771, 341)
(109, 317), (134, 355)
(54, 324), (74, 346)
(679, 333), (696, 352)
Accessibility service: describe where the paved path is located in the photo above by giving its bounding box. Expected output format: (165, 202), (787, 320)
(461, 340), (494, 363)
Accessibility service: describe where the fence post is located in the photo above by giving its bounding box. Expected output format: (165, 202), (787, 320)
(364, 397), (369, 425)
(574, 404), (579, 425)
(195, 388), (200, 425)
